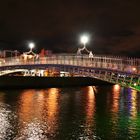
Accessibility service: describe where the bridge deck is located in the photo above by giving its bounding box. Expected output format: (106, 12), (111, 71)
(0, 55), (140, 91)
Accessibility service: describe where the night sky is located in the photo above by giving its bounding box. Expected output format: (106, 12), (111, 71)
(0, 0), (140, 57)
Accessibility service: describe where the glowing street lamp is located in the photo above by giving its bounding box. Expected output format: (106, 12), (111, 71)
(28, 42), (35, 52)
(80, 35), (89, 49)
(77, 34), (90, 55)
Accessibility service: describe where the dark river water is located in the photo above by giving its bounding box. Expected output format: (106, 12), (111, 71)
(0, 85), (140, 140)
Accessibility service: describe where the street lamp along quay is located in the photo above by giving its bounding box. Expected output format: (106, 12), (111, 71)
(77, 34), (93, 58)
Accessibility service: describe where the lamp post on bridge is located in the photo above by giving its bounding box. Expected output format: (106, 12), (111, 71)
(80, 35), (89, 50)
(77, 34), (93, 59)
(77, 35), (90, 55)
(22, 42), (36, 63)
(28, 42), (36, 62)
(28, 42), (35, 52)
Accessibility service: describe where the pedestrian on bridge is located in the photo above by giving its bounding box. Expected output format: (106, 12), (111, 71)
(89, 51), (94, 60)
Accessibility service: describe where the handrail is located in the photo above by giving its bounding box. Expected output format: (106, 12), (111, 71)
(0, 55), (139, 74)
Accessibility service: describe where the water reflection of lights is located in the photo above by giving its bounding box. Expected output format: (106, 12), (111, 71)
(110, 84), (120, 137)
(45, 88), (60, 133)
(0, 103), (15, 139)
(112, 84), (120, 113)
(113, 84), (120, 92)
(92, 86), (97, 93)
(87, 86), (95, 110)
(20, 120), (46, 140)
(19, 90), (36, 123)
(128, 89), (137, 138)
(130, 90), (137, 118)
(18, 88), (60, 139)
(86, 86), (95, 120)
(83, 86), (96, 137)
(36, 90), (45, 100)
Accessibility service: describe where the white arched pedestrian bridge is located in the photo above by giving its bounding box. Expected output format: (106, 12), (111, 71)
(0, 54), (140, 91)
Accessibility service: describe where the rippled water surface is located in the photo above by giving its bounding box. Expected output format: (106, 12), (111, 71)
(0, 85), (140, 140)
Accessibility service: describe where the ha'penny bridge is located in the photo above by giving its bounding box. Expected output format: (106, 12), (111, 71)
(0, 54), (140, 91)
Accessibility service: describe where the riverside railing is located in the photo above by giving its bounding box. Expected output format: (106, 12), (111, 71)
(0, 54), (140, 75)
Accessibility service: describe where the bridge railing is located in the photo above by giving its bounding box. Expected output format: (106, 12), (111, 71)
(0, 55), (140, 74)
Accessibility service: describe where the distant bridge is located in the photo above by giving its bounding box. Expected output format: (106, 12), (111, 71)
(0, 54), (140, 91)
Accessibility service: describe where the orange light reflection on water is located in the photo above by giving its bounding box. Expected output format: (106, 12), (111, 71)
(130, 89), (137, 119)
(19, 90), (36, 123)
(112, 84), (120, 113)
(45, 88), (60, 126)
(83, 86), (96, 136)
(127, 89), (137, 138)
(109, 84), (120, 137)
(86, 86), (95, 119)
(17, 88), (60, 139)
